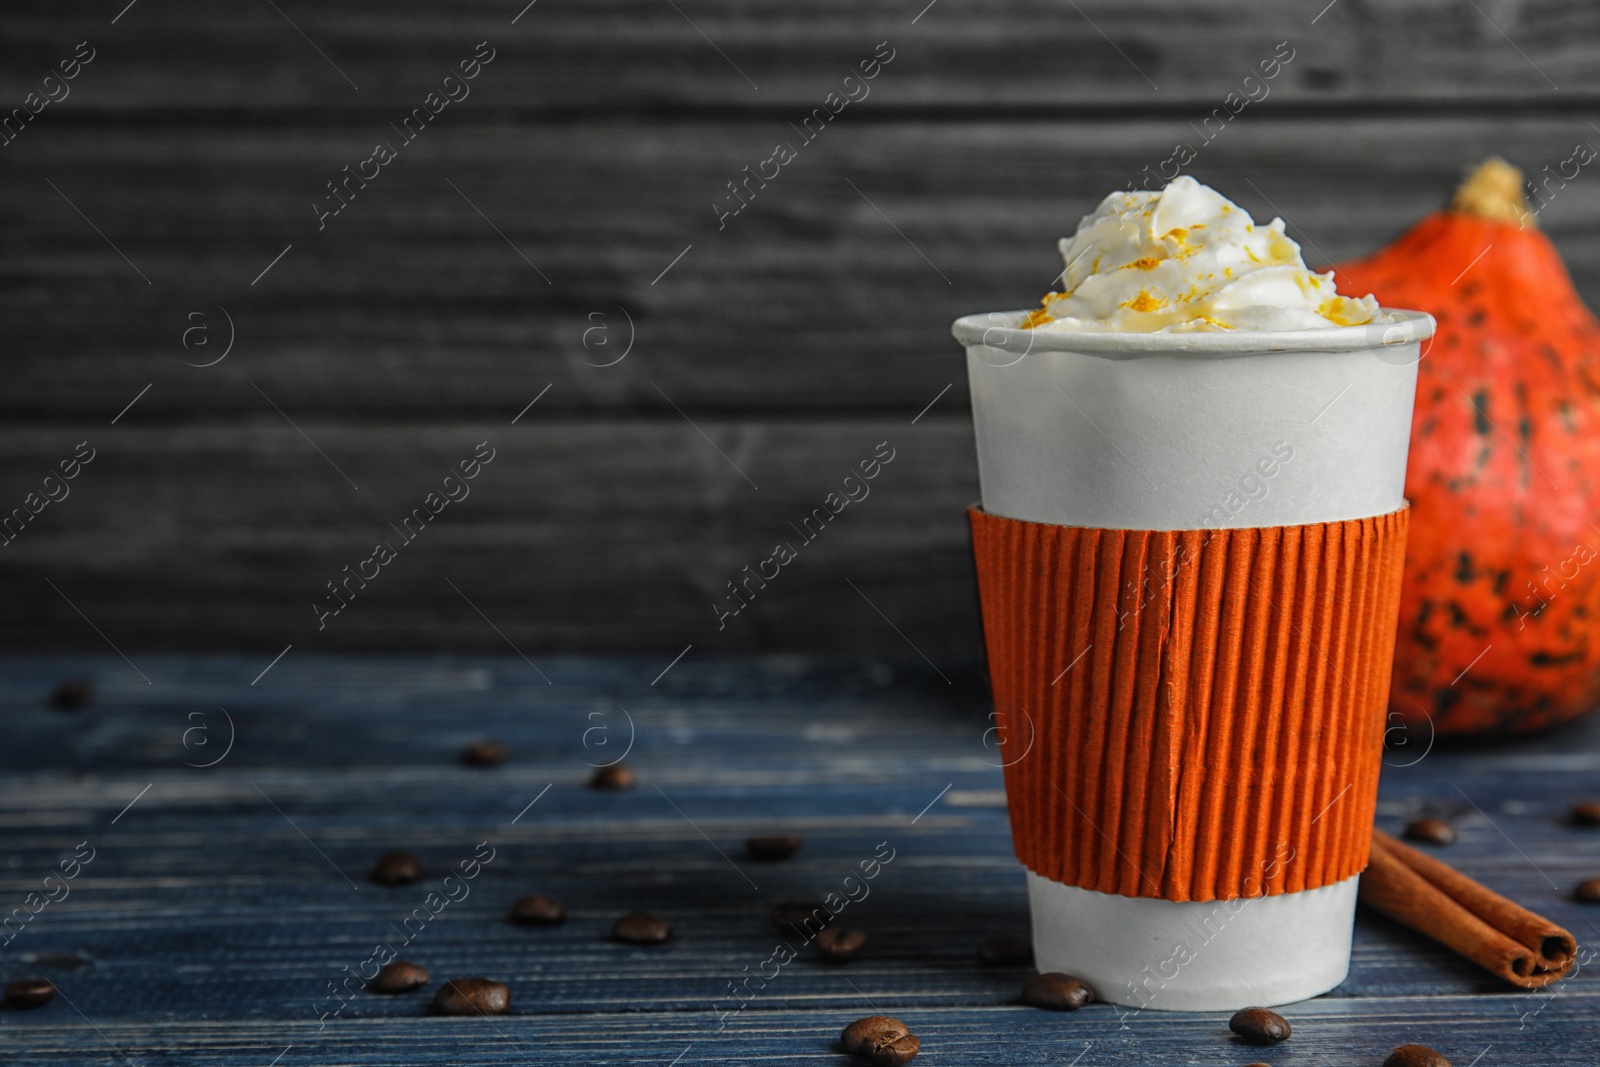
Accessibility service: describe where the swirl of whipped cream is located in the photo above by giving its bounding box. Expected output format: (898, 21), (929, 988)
(1022, 176), (1384, 332)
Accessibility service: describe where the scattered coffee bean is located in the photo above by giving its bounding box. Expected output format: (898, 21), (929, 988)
(371, 960), (429, 993)
(1574, 877), (1600, 903)
(840, 1015), (920, 1065)
(771, 900), (834, 934)
(49, 679), (95, 711)
(460, 740), (506, 767)
(371, 850), (421, 886)
(590, 764), (636, 791)
(976, 934), (1033, 967)
(507, 894), (567, 926)
(841, 1015), (899, 1054)
(3, 979), (55, 1009)
(1383, 1043), (1452, 1067)
(816, 926), (866, 963)
(1020, 972), (1094, 1011)
(746, 834), (803, 861)
(432, 977), (509, 1016)
(612, 910), (673, 945)
(1404, 818), (1458, 846)
(1571, 801), (1600, 827)
(865, 1034), (919, 1066)
(1229, 1006), (1292, 1045)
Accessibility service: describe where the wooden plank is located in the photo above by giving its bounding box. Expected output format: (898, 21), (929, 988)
(3, 1001), (1592, 1066)
(3, 0), (1598, 109)
(5, 115), (1600, 417)
(0, 419), (981, 655)
(0, 656), (1596, 1063)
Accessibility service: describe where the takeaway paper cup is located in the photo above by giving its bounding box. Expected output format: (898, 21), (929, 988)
(956, 308), (1434, 1011)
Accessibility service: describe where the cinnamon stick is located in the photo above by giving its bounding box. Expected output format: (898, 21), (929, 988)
(1359, 829), (1575, 988)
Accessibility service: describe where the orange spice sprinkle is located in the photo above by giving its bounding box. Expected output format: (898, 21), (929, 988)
(1122, 290), (1166, 313)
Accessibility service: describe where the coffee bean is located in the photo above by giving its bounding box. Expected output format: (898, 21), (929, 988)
(1229, 1006), (1292, 1045)
(771, 900), (834, 935)
(1020, 972), (1094, 1011)
(1383, 1043), (1453, 1067)
(1404, 818), (1458, 846)
(816, 926), (866, 963)
(865, 1033), (919, 1066)
(589, 764), (636, 791)
(3, 979), (55, 1009)
(976, 934), (1033, 967)
(840, 1015), (899, 1054)
(371, 850), (421, 886)
(1571, 801), (1600, 827)
(840, 1016), (920, 1064)
(460, 740), (506, 767)
(612, 910), (672, 945)
(1574, 877), (1600, 903)
(507, 894), (567, 926)
(371, 960), (429, 993)
(746, 834), (803, 861)
(432, 977), (509, 1016)
(49, 680), (95, 711)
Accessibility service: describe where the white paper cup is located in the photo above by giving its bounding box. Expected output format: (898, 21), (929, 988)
(956, 308), (1434, 1011)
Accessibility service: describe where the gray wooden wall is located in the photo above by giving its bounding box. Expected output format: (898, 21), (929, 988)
(3, 0), (1599, 659)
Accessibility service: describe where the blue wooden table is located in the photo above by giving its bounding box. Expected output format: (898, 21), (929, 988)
(1, 655), (1596, 1065)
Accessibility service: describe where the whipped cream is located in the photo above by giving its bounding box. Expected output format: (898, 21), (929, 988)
(1022, 176), (1383, 333)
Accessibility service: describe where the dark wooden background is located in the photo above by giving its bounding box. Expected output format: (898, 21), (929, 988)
(4, 0), (1600, 656)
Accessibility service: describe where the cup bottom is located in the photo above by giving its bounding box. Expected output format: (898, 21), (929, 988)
(1026, 871), (1357, 1011)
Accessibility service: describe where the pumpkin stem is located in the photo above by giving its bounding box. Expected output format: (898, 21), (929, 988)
(1450, 157), (1535, 227)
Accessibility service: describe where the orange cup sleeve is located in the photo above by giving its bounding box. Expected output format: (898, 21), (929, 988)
(968, 505), (1409, 903)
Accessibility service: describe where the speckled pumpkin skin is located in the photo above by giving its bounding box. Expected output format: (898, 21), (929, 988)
(1332, 212), (1600, 736)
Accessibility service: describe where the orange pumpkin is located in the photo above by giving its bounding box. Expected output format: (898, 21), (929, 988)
(1331, 158), (1600, 737)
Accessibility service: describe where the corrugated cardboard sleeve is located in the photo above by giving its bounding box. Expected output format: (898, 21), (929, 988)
(968, 505), (1409, 903)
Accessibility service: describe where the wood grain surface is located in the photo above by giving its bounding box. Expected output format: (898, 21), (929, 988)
(0, 655), (1595, 1064)
(3, 1), (1599, 650)
(5, 0), (1599, 108)
(0, 420), (979, 654)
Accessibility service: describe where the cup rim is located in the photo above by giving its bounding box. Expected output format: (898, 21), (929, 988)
(952, 308), (1436, 358)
